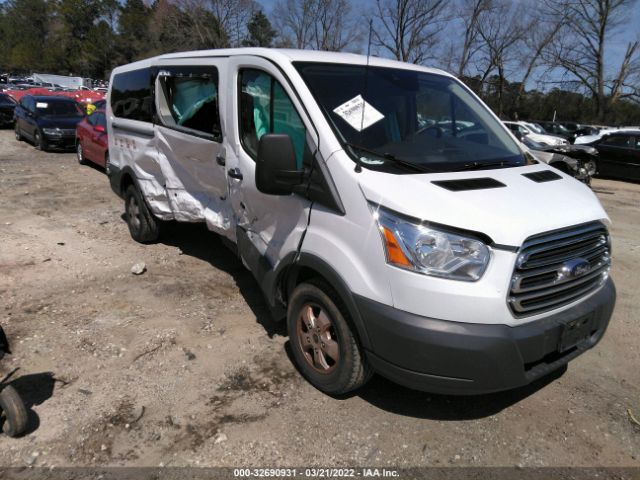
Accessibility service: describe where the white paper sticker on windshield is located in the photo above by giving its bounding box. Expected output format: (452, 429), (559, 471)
(36, 102), (48, 108)
(333, 95), (384, 132)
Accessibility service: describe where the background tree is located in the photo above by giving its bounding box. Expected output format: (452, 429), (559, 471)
(273, 0), (360, 51)
(0, 0), (49, 72)
(372, 0), (447, 64)
(272, 0), (317, 48)
(547, 0), (640, 121)
(208, 0), (256, 47)
(117, 0), (151, 64)
(452, 0), (492, 77)
(242, 9), (277, 47)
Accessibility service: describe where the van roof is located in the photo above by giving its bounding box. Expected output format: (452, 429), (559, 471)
(112, 48), (451, 78)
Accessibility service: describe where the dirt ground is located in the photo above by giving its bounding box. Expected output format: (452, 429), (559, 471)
(0, 128), (639, 469)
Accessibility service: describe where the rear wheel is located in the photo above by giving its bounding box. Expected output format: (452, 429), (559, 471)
(104, 152), (110, 176)
(0, 385), (28, 437)
(124, 184), (160, 243)
(14, 125), (22, 141)
(287, 280), (372, 395)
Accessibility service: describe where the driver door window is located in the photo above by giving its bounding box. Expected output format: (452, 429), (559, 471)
(238, 69), (307, 168)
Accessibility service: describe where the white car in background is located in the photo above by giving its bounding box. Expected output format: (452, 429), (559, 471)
(521, 121), (548, 135)
(574, 127), (634, 145)
(504, 121), (568, 146)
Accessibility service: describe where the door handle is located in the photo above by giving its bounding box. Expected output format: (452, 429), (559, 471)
(216, 154), (225, 166)
(227, 168), (243, 180)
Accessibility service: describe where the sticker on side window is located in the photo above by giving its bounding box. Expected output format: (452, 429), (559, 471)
(36, 102), (48, 108)
(333, 95), (384, 132)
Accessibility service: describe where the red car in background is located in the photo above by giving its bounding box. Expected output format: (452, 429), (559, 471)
(76, 110), (109, 172)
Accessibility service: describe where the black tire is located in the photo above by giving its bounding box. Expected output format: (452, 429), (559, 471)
(104, 151), (110, 176)
(0, 385), (28, 437)
(77, 140), (86, 165)
(124, 184), (160, 243)
(287, 280), (372, 395)
(14, 125), (23, 141)
(34, 130), (45, 151)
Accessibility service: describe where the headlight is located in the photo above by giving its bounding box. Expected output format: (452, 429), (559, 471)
(372, 205), (491, 281)
(42, 128), (62, 136)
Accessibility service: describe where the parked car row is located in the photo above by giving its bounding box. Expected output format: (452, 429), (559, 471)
(3, 92), (636, 185)
(8, 94), (108, 171)
(508, 119), (640, 182)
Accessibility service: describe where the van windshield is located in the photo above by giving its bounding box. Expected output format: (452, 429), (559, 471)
(294, 62), (525, 173)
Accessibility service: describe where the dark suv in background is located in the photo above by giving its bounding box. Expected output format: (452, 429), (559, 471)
(0, 93), (17, 127)
(14, 95), (84, 151)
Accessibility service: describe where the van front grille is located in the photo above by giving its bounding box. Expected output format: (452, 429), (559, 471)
(508, 222), (611, 316)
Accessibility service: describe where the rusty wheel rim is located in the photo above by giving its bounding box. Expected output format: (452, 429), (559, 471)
(296, 302), (340, 374)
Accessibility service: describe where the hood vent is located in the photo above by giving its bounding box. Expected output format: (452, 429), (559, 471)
(522, 170), (562, 183)
(431, 178), (506, 191)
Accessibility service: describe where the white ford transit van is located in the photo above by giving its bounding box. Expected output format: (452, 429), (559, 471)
(107, 48), (615, 395)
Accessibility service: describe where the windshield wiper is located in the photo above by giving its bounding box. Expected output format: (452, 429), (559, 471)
(344, 142), (434, 173)
(457, 160), (519, 171)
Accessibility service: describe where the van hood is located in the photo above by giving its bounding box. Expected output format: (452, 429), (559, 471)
(358, 164), (609, 247)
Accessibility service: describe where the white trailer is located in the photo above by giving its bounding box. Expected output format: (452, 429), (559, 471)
(32, 73), (91, 89)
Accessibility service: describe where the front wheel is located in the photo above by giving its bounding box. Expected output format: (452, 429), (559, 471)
(124, 184), (160, 243)
(34, 130), (45, 151)
(77, 141), (86, 164)
(287, 280), (372, 395)
(0, 385), (28, 437)
(14, 125), (23, 141)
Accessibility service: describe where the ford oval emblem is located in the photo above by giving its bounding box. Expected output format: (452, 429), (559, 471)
(560, 258), (591, 279)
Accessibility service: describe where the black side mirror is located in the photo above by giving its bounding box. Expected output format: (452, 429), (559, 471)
(255, 134), (303, 195)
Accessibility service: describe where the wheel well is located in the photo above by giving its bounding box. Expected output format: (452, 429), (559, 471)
(550, 161), (571, 173)
(281, 263), (371, 349)
(283, 266), (322, 302)
(120, 172), (135, 196)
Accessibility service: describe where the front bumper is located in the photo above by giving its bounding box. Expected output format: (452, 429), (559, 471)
(0, 112), (14, 126)
(358, 278), (615, 395)
(42, 134), (76, 150)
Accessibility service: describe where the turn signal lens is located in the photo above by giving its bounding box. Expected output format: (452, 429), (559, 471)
(382, 226), (412, 267)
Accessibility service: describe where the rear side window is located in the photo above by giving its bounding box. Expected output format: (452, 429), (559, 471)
(111, 68), (153, 122)
(601, 135), (631, 147)
(238, 69), (307, 168)
(88, 111), (106, 128)
(156, 66), (221, 141)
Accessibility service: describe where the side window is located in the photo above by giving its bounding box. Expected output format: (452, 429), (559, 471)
(601, 135), (631, 148)
(157, 67), (221, 140)
(88, 112), (105, 127)
(239, 69), (307, 168)
(96, 112), (107, 129)
(110, 68), (153, 122)
(21, 97), (32, 112)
